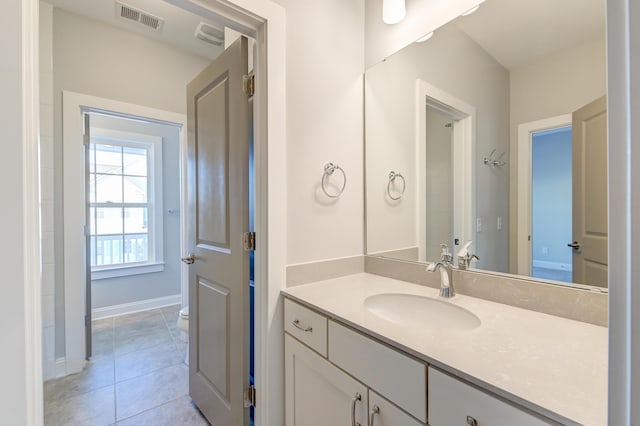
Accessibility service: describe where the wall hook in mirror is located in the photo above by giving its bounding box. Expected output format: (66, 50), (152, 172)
(483, 149), (507, 167)
(387, 171), (406, 200)
(321, 162), (346, 198)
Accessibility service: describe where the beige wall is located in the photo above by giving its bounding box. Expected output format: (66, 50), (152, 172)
(51, 8), (211, 357)
(365, 24), (510, 271)
(274, 0), (365, 265)
(508, 38), (607, 273)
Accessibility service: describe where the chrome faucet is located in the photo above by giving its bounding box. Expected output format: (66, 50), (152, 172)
(426, 244), (455, 298)
(456, 240), (479, 271)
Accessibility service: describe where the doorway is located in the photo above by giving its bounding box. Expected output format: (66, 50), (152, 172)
(48, 3), (259, 424)
(530, 126), (573, 283)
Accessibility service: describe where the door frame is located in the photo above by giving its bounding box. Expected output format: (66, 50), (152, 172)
(28, 0), (287, 425)
(416, 79), (476, 260)
(62, 91), (188, 373)
(516, 114), (571, 276)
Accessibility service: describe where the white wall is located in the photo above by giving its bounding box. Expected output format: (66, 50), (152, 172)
(273, 0), (365, 265)
(0, 0), (31, 422)
(51, 8), (210, 357)
(508, 38), (606, 273)
(365, 24), (510, 271)
(89, 115), (182, 309)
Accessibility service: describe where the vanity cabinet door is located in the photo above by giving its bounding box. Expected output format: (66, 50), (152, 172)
(428, 368), (554, 426)
(369, 390), (425, 426)
(285, 334), (368, 426)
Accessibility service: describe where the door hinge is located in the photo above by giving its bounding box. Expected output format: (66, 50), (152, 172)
(244, 385), (256, 408)
(243, 74), (255, 96)
(85, 315), (90, 327)
(243, 231), (256, 251)
(84, 225), (90, 237)
(83, 133), (90, 147)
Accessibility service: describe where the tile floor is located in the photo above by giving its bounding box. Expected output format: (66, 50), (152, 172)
(44, 305), (209, 426)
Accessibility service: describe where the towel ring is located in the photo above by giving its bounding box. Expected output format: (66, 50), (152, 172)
(321, 163), (347, 198)
(387, 171), (406, 200)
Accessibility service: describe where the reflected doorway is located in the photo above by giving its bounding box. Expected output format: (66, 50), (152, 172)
(530, 126), (573, 283)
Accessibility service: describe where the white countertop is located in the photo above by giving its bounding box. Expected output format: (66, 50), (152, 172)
(282, 273), (607, 426)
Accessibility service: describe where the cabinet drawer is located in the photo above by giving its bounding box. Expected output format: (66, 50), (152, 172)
(369, 391), (425, 426)
(284, 299), (328, 357)
(428, 367), (553, 426)
(328, 321), (427, 423)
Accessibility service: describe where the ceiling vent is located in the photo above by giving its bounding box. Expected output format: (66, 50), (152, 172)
(195, 22), (224, 46)
(115, 1), (164, 32)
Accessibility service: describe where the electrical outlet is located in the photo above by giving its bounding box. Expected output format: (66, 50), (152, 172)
(497, 216), (502, 230)
(476, 218), (483, 233)
(542, 247), (549, 255)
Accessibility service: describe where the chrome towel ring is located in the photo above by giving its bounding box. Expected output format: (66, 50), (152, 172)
(387, 171), (406, 200)
(321, 162), (346, 198)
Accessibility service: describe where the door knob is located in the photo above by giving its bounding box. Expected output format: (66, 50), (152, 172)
(181, 253), (196, 264)
(567, 241), (581, 250)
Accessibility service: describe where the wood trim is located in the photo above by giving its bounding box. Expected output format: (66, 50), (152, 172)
(23, 0), (44, 423)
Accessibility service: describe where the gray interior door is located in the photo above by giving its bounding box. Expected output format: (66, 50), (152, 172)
(186, 36), (251, 425)
(572, 96), (608, 287)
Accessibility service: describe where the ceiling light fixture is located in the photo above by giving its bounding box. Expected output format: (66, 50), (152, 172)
(416, 31), (434, 43)
(461, 1), (485, 17)
(382, 0), (406, 25)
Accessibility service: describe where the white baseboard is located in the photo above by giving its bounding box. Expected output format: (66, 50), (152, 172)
(92, 294), (181, 320)
(532, 259), (572, 271)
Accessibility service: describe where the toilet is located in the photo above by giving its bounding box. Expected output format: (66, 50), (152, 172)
(177, 306), (189, 365)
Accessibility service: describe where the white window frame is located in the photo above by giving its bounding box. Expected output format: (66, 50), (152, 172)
(89, 127), (164, 280)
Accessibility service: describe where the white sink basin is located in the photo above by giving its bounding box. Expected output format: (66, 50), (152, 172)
(364, 293), (481, 331)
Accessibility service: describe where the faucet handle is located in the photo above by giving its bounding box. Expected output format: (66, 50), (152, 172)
(440, 244), (453, 263)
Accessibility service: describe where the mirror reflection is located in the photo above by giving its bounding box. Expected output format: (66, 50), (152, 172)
(364, 0), (608, 289)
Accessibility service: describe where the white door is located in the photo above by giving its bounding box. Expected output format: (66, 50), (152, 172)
(571, 96), (608, 287)
(186, 36), (251, 425)
(285, 334), (368, 426)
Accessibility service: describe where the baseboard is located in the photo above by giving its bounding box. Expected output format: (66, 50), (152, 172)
(92, 294), (181, 320)
(532, 260), (572, 271)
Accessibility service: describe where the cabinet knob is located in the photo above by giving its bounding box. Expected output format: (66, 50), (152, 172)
(467, 415), (478, 426)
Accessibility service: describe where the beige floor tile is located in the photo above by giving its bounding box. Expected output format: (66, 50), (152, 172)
(92, 326), (115, 361)
(114, 326), (174, 356)
(115, 364), (189, 420)
(44, 359), (114, 404)
(115, 341), (183, 382)
(117, 396), (208, 426)
(44, 385), (115, 426)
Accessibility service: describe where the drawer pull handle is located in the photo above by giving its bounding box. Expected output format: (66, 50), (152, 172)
(351, 392), (361, 426)
(292, 319), (313, 333)
(370, 405), (380, 426)
(467, 416), (478, 426)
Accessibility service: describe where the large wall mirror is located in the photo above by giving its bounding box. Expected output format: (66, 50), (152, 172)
(364, 0), (608, 290)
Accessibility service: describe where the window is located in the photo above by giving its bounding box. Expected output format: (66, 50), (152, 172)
(89, 128), (164, 279)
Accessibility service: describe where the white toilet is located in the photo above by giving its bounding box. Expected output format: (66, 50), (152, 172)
(177, 306), (189, 365)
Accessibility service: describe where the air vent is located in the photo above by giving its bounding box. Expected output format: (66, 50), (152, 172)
(115, 1), (164, 32)
(195, 22), (224, 46)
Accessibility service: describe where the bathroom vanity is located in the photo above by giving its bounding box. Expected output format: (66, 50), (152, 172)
(282, 274), (607, 426)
